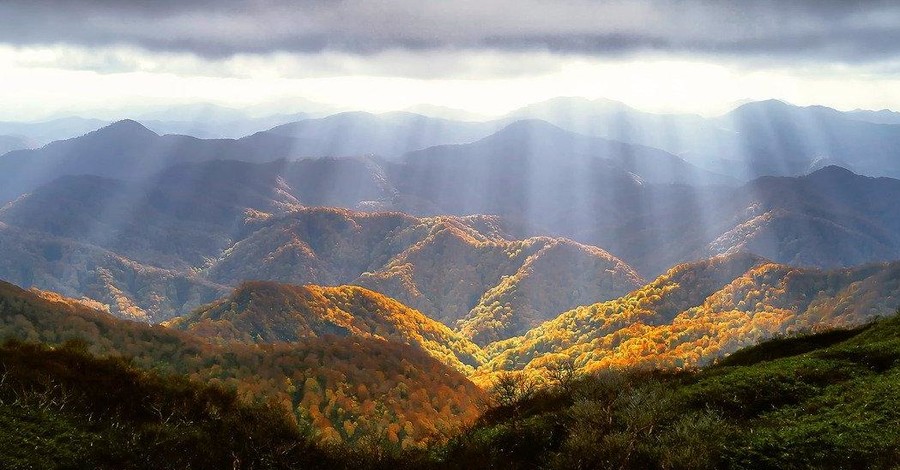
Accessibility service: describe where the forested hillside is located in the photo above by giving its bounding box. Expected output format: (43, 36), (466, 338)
(0, 341), (341, 469)
(481, 254), (900, 381)
(3, 277), (898, 468)
(166, 281), (486, 373)
(442, 313), (900, 469)
(0, 281), (486, 448)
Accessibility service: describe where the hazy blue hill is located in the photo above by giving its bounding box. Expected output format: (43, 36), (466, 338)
(714, 100), (900, 179)
(393, 120), (733, 243)
(507, 98), (900, 181)
(587, 166), (900, 275)
(847, 107), (900, 125)
(1, 172), (643, 326)
(0, 116), (110, 146)
(0, 120), (317, 203)
(402, 119), (730, 185)
(0, 135), (34, 155)
(266, 111), (502, 159)
(504, 97), (739, 166)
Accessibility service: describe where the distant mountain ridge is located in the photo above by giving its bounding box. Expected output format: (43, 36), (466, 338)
(0, 120), (322, 203)
(504, 97), (900, 180)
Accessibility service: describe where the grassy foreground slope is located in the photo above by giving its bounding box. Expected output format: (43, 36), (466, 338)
(0, 341), (345, 470)
(444, 312), (900, 470)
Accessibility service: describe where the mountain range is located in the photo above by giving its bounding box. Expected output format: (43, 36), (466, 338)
(2, 97), (900, 458)
(506, 97), (900, 181)
(2, 118), (899, 325)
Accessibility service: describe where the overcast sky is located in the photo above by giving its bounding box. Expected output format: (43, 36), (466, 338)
(1, 0), (899, 120)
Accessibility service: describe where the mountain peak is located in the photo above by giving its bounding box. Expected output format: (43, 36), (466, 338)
(804, 165), (859, 180)
(495, 118), (570, 136)
(731, 99), (796, 114)
(94, 119), (158, 138)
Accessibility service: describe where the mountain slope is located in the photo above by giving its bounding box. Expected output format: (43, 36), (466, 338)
(0, 341), (337, 469)
(0, 159), (390, 270)
(0, 221), (228, 322)
(481, 253), (900, 379)
(357, 230), (642, 344)
(167, 281), (486, 373)
(444, 314), (900, 469)
(591, 166), (900, 276)
(209, 208), (643, 336)
(712, 100), (900, 179)
(0, 280), (486, 447)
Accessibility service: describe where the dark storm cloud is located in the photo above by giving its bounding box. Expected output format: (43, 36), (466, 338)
(1, 0), (898, 62)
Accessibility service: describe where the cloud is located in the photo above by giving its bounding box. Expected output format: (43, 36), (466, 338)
(0, 0), (898, 63)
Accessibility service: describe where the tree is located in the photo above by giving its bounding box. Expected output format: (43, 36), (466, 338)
(491, 371), (536, 407)
(546, 357), (578, 391)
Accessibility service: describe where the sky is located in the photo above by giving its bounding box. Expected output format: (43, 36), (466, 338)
(1, 0), (900, 121)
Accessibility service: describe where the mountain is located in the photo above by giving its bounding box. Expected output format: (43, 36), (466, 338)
(597, 166), (900, 275)
(847, 107), (900, 125)
(0, 339), (338, 469)
(480, 253), (900, 380)
(707, 166), (900, 265)
(0, 220), (229, 322)
(0, 162), (311, 269)
(206, 208), (643, 337)
(0, 135), (34, 155)
(5, 144), (899, 308)
(167, 281), (486, 373)
(265, 111), (502, 159)
(711, 100), (900, 179)
(356, 229), (643, 344)
(0, 116), (109, 146)
(0, 120), (317, 203)
(138, 104), (311, 139)
(0, 279), (486, 447)
(401, 119), (730, 185)
(445, 313), (900, 469)
(508, 98), (900, 181)
(4, 154), (898, 324)
(504, 97), (743, 171)
(1, 171), (642, 326)
(391, 120), (733, 240)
